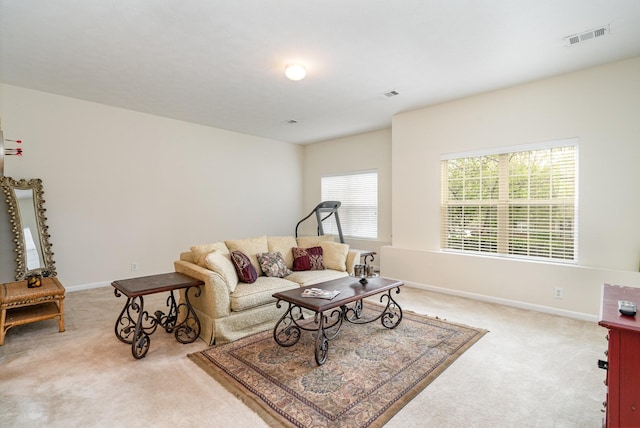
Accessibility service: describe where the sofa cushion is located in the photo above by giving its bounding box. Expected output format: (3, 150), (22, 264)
(204, 251), (239, 292)
(319, 241), (349, 272)
(230, 276), (299, 312)
(267, 236), (298, 269)
(190, 242), (229, 267)
(230, 251), (258, 284)
(296, 235), (334, 248)
(257, 252), (293, 278)
(225, 235), (269, 276)
(292, 246), (324, 271)
(285, 270), (349, 287)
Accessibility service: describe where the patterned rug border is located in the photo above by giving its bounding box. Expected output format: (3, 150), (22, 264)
(188, 304), (488, 428)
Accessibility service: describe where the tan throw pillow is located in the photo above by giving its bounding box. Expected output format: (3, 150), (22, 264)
(319, 241), (349, 272)
(204, 251), (239, 292)
(267, 236), (298, 269)
(190, 242), (229, 267)
(296, 235), (334, 248)
(224, 235), (268, 276)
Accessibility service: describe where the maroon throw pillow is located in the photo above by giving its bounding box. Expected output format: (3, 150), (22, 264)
(292, 246), (324, 271)
(230, 251), (258, 283)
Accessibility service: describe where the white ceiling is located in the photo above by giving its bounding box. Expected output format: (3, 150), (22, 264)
(2, 1), (640, 145)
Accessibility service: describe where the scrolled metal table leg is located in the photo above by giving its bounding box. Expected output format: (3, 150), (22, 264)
(380, 287), (403, 329)
(175, 286), (201, 344)
(314, 312), (329, 365)
(114, 292), (136, 344)
(159, 290), (179, 333)
(273, 301), (302, 347)
(131, 296), (151, 359)
(345, 299), (363, 321)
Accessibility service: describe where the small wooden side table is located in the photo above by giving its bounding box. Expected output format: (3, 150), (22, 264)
(0, 276), (66, 345)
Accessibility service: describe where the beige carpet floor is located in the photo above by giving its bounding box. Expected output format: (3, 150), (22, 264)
(0, 285), (606, 427)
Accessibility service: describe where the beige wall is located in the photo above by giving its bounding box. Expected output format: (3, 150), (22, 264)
(3, 57), (639, 318)
(0, 84), (303, 288)
(384, 57), (640, 318)
(301, 129), (392, 262)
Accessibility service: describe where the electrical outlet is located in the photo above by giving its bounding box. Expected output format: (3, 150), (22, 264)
(131, 262), (138, 271)
(554, 287), (564, 299)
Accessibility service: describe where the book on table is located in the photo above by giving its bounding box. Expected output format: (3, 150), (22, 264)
(301, 288), (340, 300)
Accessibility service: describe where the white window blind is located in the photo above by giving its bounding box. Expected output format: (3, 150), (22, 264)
(321, 171), (378, 239)
(441, 140), (577, 262)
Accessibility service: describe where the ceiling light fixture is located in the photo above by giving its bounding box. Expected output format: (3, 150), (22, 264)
(285, 63), (306, 81)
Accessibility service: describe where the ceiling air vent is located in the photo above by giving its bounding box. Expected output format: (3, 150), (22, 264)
(565, 25), (609, 46)
(384, 90), (399, 98)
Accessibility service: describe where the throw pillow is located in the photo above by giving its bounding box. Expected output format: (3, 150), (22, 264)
(225, 236), (269, 277)
(230, 251), (258, 284)
(204, 251), (240, 292)
(267, 236), (298, 269)
(319, 241), (349, 272)
(190, 242), (229, 267)
(292, 246), (324, 271)
(257, 252), (293, 278)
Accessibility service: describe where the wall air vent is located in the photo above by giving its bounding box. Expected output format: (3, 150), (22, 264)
(565, 25), (609, 46)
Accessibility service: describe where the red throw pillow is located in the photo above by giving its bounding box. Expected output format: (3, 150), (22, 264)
(292, 246), (324, 271)
(230, 251), (258, 283)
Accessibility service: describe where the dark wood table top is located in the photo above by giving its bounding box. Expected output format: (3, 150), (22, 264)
(599, 283), (640, 332)
(273, 276), (403, 312)
(111, 272), (204, 298)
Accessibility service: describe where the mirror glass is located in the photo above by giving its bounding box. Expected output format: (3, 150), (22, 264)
(0, 177), (56, 280)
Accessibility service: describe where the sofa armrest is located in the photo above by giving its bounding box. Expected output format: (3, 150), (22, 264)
(346, 249), (360, 274)
(174, 260), (232, 319)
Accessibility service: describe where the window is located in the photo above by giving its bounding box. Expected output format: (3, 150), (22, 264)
(441, 140), (577, 261)
(321, 171), (378, 239)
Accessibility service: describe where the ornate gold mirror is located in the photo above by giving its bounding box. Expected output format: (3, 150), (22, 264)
(0, 177), (56, 280)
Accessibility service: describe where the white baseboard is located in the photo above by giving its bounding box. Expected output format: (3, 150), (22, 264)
(66, 281), (111, 292)
(65, 277), (598, 322)
(403, 281), (598, 323)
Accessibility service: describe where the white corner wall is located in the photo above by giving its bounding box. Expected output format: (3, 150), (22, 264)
(0, 84), (303, 288)
(384, 57), (640, 318)
(301, 129), (392, 258)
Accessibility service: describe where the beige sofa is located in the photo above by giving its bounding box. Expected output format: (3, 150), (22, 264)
(174, 235), (360, 345)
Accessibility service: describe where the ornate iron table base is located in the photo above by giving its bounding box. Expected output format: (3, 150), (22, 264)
(111, 272), (203, 359)
(114, 286), (201, 359)
(274, 287), (402, 365)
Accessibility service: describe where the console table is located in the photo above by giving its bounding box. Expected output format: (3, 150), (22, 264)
(112, 272), (203, 359)
(1, 276), (65, 345)
(599, 283), (640, 427)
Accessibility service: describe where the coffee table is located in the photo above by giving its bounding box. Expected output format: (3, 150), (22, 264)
(111, 272), (203, 359)
(272, 276), (403, 365)
(1, 276), (65, 345)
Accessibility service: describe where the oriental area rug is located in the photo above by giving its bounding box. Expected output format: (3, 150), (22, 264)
(188, 303), (487, 428)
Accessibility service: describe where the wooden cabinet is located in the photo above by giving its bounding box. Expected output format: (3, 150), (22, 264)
(599, 284), (640, 427)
